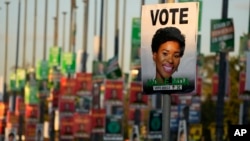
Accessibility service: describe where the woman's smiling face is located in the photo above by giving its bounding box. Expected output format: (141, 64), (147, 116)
(153, 41), (181, 82)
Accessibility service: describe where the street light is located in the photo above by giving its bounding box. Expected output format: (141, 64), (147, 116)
(4, 1), (10, 103)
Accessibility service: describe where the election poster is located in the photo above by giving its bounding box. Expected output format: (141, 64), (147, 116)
(76, 72), (92, 96)
(141, 2), (199, 94)
(60, 116), (74, 140)
(129, 82), (148, 109)
(25, 105), (39, 123)
(104, 116), (123, 141)
(92, 109), (105, 133)
(60, 77), (77, 96)
(4, 127), (17, 141)
(104, 80), (123, 105)
(25, 123), (36, 141)
(74, 114), (92, 139)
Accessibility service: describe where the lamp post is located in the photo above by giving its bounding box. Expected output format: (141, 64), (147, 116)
(43, 0), (48, 60)
(62, 11), (67, 52)
(4, 1), (10, 103)
(32, 0), (37, 67)
(22, 0), (28, 68)
(81, 0), (89, 72)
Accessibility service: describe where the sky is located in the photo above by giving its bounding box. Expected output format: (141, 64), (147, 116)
(0, 0), (249, 82)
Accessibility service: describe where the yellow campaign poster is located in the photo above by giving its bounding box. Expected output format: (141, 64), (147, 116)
(141, 2), (199, 94)
(189, 124), (202, 141)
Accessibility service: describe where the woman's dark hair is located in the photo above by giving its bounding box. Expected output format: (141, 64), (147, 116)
(151, 27), (185, 57)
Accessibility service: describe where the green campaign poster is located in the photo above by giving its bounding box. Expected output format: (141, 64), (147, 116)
(24, 84), (39, 104)
(92, 61), (107, 80)
(210, 18), (234, 52)
(17, 69), (26, 90)
(61, 52), (76, 75)
(9, 69), (26, 91)
(49, 47), (61, 67)
(106, 56), (122, 79)
(10, 72), (17, 91)
(130, 17), (141, 70)
(36, 60), (49, 80)
(239, 34), (250, 61)
(147, 110), (162, 140)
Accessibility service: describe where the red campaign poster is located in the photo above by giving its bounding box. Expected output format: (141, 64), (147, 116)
(104, 80), (123, 104)
(196, 77), (202, 96)
(0, 102), (5, 119)
(129, 82), (148, 108)
(76, 73), (93, 96)
(128, 108), (145, 125)
(60, 116), (74, 140)
(15, 96), (25, 115)
(239, 71), (246, 95)
(6, 111), (18, 128)
(92, 82), (101, 109)
(212, 73), (219, 96)
(92, 109), (105, 133)
(52, 89), (60, 108)
(25, 105), (39, 123)
(0, 119), (5, 135)
(74, 113), (92, 138)
(58, 97), (75, 115)
(25, 123), (36, 141)
(60, 77), (77, 96)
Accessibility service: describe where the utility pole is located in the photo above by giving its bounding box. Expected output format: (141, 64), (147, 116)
(55, 0), (59, 46)
(43, 0), (48, 60)
(81, 0), (89, 72)
(114, 0), (119, 58)
(22, 0), (28, 68)
(98, 0), (104, 61)
(216, 0), (228, 141)
(4, 1), (10, 103)
(32, 0), (37, 67)
(121, 0), (126, 71)
(62, 12), (67, 52)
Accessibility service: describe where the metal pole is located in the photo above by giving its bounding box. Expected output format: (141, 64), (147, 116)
(114, 0), (119, 57)
(81, 0), (89, 72)
(104, 0), (108, 61)
(4, 1), (10, 85)
(53, 17), (57, 46)
(82, 0), (88, 53)
(22, 0), (27, 68)
(55, 0), (59, 46)
(32, 0), (37, 67)
(249, 0), (250, 34)
(43, 0), (48, 60)
(53, 17), (56, 46)
(161, 1), (172, 141)
(94, 0), (97, 35)
(15, 0), (21, 73)
(98, 0), (104, 61)
(69, 3), (73, 52)
(72, 7), (77, 53)
(121, 0), (126, 71)
(216, 0), (228, 141)
(62, 12), (67, 52)
(162, 94), (171, 141)
(4, 1), (10, 104)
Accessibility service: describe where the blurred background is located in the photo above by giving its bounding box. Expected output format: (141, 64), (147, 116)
(0, 0), (249, 141)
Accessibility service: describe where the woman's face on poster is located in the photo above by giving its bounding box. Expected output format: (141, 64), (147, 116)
(153, 41), (181, 80)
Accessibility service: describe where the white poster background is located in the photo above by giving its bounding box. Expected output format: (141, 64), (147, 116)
(141, 2), (199, 94)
